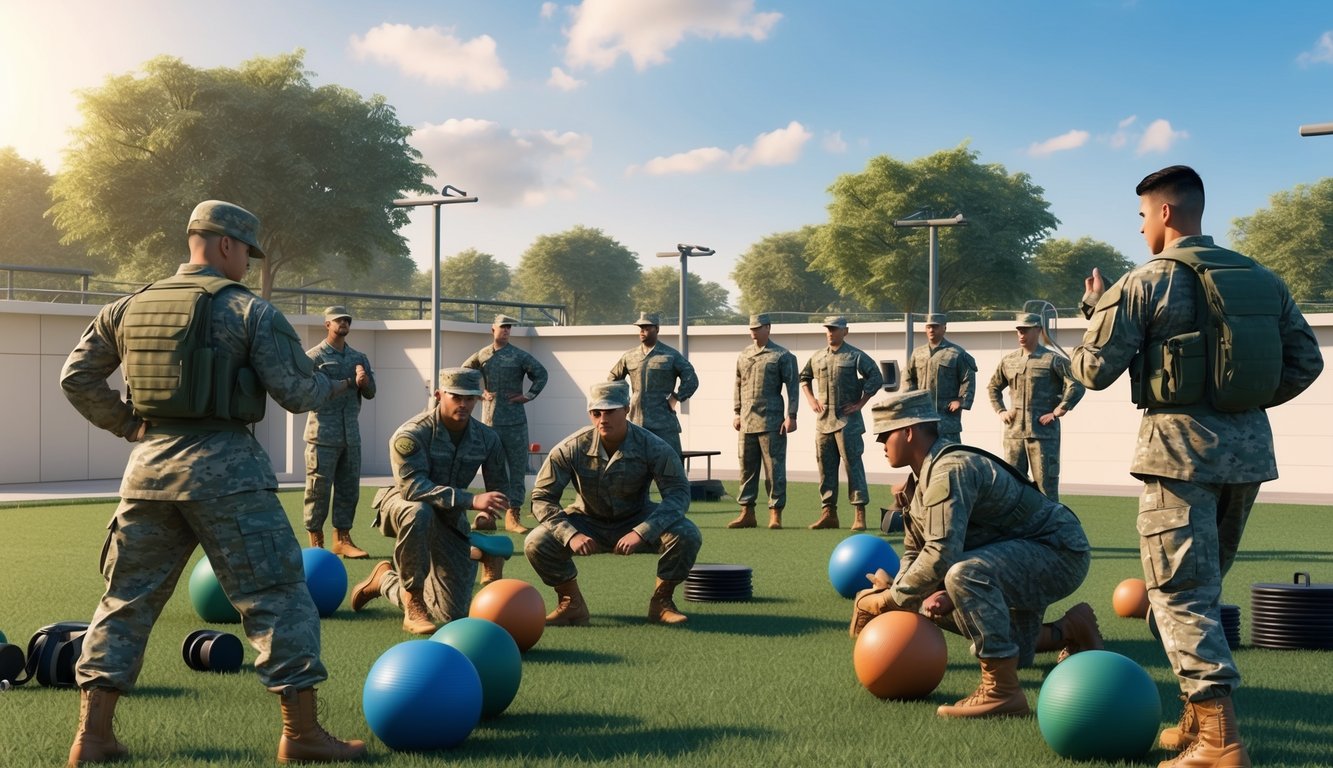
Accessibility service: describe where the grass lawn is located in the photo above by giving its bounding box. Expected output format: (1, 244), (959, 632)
(1, 483), (1330, 767)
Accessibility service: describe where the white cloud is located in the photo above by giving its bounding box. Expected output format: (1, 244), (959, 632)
(628, 121), (811, 176)
(540, 2), (559, 20)
(822, 130), (847, 153)
(563, 0), (781, 72)
(1136, 119), (1188, 155)
(1298, 31), (1333, 66)
(1109, 115), (1136, 149)
(410, 119), (593, 206)
(1027, 129), (1090, 157)
(349, 23), (508, 92)
(548, 66), (585, 91)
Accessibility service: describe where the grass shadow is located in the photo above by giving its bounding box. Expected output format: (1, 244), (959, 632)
(467, 709), (775, 760)
(520, 647), (624, 665)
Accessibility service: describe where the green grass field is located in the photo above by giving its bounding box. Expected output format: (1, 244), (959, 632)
(1, 484), (1330, 767)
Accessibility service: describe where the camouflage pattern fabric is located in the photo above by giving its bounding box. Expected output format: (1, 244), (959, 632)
(303, 443), (362, 530)
(525, 423), (700, 586)
(1001, 437), (1062, 502)
(463, 342), (548, 503)
(608, 341), (699, 446)
(737, 431), (788, 509)
(373, 493), (479, 624)
(801, 342), (882, 507)
(734, 340), (798, 508)
(987, 345), (1084, 499)
(904, 339), (977, 441)
(303, 340), (374, 531)
(815, 429), (869, 507)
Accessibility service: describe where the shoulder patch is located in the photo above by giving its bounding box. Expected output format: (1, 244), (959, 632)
(922, 476), (952, 507)
(393, 435), (419, 457)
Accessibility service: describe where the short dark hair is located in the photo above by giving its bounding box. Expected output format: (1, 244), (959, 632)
(1135, 165), (1205, 212)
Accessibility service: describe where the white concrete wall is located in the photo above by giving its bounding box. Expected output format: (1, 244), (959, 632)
(4, 299), (1330, 502)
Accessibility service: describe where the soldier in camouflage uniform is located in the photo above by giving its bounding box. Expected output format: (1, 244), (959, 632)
(728, 313), (799, 530)
(800, 316), (884, 530)
(1071, 166), (1323, 766)
(350, 368), (511, 636)
(904, 312), (977, 443)
(850, 390), (1101, 720)
(303, 305), (375, 559)
(462, 313), (548, 534)
(59, 201), (364, 765)
(987, 312), (1085, 501)
(608, 311), (699, 458)
(526, 381), (702, 626)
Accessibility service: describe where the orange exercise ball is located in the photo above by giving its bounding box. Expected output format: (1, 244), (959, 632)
(469, 579), (546, 652)
(853, 611), (948, 700)
(1113, 578), (1150, 619)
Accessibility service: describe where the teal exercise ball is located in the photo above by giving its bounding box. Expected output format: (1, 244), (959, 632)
(432, 618), (522, 718)
(363, 640), (482, 751)
(188, 557), (240, 624)
(828, 534), (900, 598)
(1037, 650), (1161, 761)
(301, 547), (348, 617)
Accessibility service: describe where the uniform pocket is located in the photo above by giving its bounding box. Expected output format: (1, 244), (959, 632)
(233, 510), (304, 593)
(1136, 505), (1194, 590)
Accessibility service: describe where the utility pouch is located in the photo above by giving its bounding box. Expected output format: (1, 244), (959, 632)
(1144, 332), (1205, 407)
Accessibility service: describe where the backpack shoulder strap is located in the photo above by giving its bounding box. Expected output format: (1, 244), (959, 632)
(926, 443), (1040, 491)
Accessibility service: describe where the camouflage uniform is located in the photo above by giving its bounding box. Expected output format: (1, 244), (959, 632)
(608, 342), (699, 457)
(371, 407), (509, 623)
(461, 341), (547, 506)
(904, 339), (977, 443)
(303, 338), (375, 532)
(891, 442), (1092, 664)
(800, 342), (884, 508)
(60, 263), (338, 693)
(524, 423), (702, 587)
(1071, 235), (1323, 701)
(734, 338), (799, 509)
(986, 345), (1085, 500)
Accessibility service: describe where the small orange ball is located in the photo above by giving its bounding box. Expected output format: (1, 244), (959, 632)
(853, 611), (948, 700)
(469, 579), (546, 652)
(1113, 578), (1150, 618)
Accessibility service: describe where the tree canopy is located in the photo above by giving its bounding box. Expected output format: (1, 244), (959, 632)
(809, 146), (1058, 314)
(732, 226), (842, 316)
(631, 265), (732, 323)
(50, 52), (432, 298)
(0, 148), (90, 272)
(513, 225), (641, 324)
(1031, 237), (1136, 309)
(433, 248), (512, 300)
(1231, 177), (1333, 302)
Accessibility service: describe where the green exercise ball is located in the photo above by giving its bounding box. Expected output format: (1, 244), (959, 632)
(189, 557), (241, 624)
(1037, 650), (1161, 761)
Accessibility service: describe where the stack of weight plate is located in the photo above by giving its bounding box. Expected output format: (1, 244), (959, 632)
(1219, 604), (1241, 650)
(1250, 573), (1333, 650)
(684, 563), (753, 602)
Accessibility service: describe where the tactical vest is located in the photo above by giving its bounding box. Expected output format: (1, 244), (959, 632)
(121, 275), (266, 424)
(1136, 245), (1283, 413)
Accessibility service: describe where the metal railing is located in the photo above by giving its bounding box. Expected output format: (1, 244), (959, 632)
(2, 264), (97, 304)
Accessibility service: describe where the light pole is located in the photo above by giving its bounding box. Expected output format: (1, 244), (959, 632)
(655, 243), (714, 359)
(1299, 122), (1333, 136)
(392, 185), (478, 402)
(892, 211), (967, 366)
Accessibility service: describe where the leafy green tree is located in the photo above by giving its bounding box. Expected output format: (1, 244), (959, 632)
(1231, 178), (1333, 302)
(631, 265), (731, 322)
(513, 225), (641, 325)
(809, 146), (1057, 313)
(436, 248), (512, 299)
(732, 226), (840, 315)
(0, 148), (91, 271)
(1031, 237), (1136, 309)
(50, 52), (432, 298)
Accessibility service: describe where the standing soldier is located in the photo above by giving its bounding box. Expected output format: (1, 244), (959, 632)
(60, 200), (365, 765)
(904, 312), (977, 443)
(800, 316), (884, 530)
(987, 312), (1085, 501)
(608, 311), (699, 458)
(728, 313), (799, 530)
(303, 305), (374, 559)
(462, 313), (548, 534)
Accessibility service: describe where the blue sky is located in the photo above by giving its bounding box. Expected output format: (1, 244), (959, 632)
(3, 1), (1332, 304)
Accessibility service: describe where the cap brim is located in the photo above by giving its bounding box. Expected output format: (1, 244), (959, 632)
(588, 400), (627, 411)
(442, 387), (483, 397)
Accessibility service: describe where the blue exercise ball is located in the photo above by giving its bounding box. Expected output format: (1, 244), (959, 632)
(828, 534), (900, 598)
(432, 618), (522, 718)
(188, 557), (240, 623)
(301, 547), (348, 617)
(363, 640), (482, 751)
(1037, 650), (1162, 761)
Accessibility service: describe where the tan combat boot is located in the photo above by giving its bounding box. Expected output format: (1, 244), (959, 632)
(768, 507), (783, 529)
(546, 579), (591, 626)
(473, 513), (496, 531)
(401, 590), (437, 635)
(331, 529), (369, 559)
(276, 687), (367, 764)
(849, 568), (895, 638)
(308, 530), (324, 549)
(850, 505), (867, 531)
(809, 506), (839, 529)
(470, 546), (505, 587)
(1158, 697), (1250, 768)
(1159, 694), (1199, 752)
(1036, 602), (1105, 663)
(648, 578), (688, 625)
(727, 504), (757, 529)
(503, 508), (530, 535)
(68, 687), (129, 766)
(350, 560), (391, 612)
(936, 657), (1029, 718)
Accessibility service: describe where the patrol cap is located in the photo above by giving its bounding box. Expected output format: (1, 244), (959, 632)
(437, 367), (483, 397)
(587, 380), (630, 411)
(186, 200), (266, 259)
(924, 313), (948, 326)
(1015, 312), (1043, 329)
(324, 306), (352, 322)
(633, 311), (662, 327)
(749, 313), (772, 329)
(822, 315), (849, 329)
(494, 313), (520, 327)
(871, 390), (941, 439)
